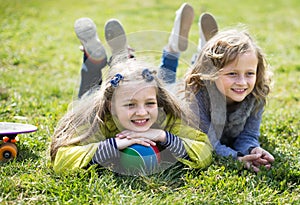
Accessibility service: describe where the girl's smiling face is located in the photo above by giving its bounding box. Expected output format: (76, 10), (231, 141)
(215, 51), (258, 104)
(111, 82), (158, 132)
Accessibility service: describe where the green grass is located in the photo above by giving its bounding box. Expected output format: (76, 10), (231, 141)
(1, 0), (299, 204)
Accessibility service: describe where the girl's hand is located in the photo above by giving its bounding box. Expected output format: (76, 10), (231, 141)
(238, 153), (262, 173)
(238, 147), (274, 172)
(250, 147), (275, 169)
(116, 129), (166, 143)
(115, 137), (156, 150)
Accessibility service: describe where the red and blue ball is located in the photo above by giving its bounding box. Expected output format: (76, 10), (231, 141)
(120, 144), (161, 175)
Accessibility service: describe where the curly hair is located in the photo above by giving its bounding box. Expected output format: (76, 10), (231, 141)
(185, 28), (271, 111)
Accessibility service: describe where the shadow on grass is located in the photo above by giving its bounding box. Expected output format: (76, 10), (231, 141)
(259, 122), (300, 189)
(15, 143), (40, 162)
(95, 162), (189, 190)
(213, 135), (300, 193)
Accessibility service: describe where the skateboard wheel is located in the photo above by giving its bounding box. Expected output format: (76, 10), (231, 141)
(0, 143), (17, 161)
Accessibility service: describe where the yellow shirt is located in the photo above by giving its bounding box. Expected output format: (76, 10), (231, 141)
(52, 115), (212, 173)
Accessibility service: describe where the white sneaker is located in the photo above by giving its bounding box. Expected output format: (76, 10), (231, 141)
(198, 12), (218, 50)
(74, 17), (107, 63)
(104, 19), (127, 55)
(168, 3), (194, 52)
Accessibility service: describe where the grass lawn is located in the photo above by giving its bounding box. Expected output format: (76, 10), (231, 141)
(1, 0), (299, 204)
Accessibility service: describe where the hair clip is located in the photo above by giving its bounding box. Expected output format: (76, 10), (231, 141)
(142, 69), (154, 82)
(110, 73), (124, 87)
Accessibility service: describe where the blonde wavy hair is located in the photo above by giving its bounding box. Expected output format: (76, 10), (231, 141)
(185, 28), (271, 111)
(50, 58), (193, 161)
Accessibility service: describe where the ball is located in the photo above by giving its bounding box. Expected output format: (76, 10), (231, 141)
(120, 144), (161, 175)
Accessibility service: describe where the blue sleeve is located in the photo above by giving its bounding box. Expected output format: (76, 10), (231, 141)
(232, 108), (263, 155)
(214, 141), (241, 158)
